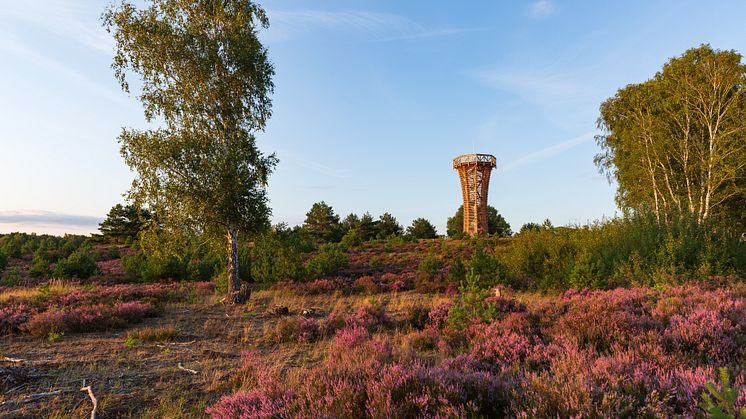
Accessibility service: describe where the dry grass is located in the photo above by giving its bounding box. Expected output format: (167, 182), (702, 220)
(0, 279), (81, 303)
(127, 325), (178, 343)
(0, 284), (445, 417)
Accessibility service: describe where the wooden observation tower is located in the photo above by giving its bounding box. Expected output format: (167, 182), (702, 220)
(453, 154), (497, 237)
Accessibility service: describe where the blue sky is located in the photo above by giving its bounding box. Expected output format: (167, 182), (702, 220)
(2, 0), (745, 235)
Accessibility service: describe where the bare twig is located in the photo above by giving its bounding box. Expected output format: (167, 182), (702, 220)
(80, 385), (98, 419)
(2, 356), (24, 363)
(5, 383), (27, 394)
(177, 363), (198, 375)
(155, 340), (196, 348)
(22, 390), (63, 403)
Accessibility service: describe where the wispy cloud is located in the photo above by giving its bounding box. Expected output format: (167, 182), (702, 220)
(0, 38), (130, 107)
(502, 131), (596, 171)
(471, 67), (592, 107)
(0, 210), (102, 235)
(0, 1), (113, 54)
(528, 0), (556, 19)
(278, 150), (352, 179)
(265, 9), (471, 42)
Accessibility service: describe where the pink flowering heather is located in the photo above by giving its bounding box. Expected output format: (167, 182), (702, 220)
(665, 308), (742, 363)
(344, 303), (389, 331)
(206, 389), (295, 419)
(0, 303), (37, 334)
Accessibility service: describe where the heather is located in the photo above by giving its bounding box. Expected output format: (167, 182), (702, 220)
(0, 281), (211, 335)
(208, 282), (746, 418)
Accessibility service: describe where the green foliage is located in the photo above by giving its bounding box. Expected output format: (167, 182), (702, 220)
(53, 251), (99, 279)
(448, 270), (499, 331)
(302, 201), (343, 245)
(107, 246), (121, 260)
(357, 213), (379, 242)
(449, 259), (466, 282)
(0, 251), (7, 272)
(47, 331), (64, 343)
(1, 266), (22, 286)
(407, 218), (438, 239)
(99, 204), (150, 243)
(447, 205), (512, 237)
(376, 213), (403, 239)
(597, 45), (746, 226)
(418, 254), (444, 276)
(140, 254), (187, 282)
(468, 249), (506, 289)
(103, 0), (277, 298)
(28, 254), (51, 279)
(368, 256), (382, 271)
(305, 243), (349, 279)
(122, 250), (203, 282)
(699, 368), (746, 419)
(519, 222), (543, 234)
(340, 228), (363, 249)
(125, 335), (141, 348)
(499, 212), (746, 290)
(251, 225), (305, 283)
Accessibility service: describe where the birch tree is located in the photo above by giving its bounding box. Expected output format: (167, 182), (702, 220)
(103, 0), (277, 303)
(596, 45), (746, 225)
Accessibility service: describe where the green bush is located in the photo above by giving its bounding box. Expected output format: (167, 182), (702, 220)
(449, 259), (466, 282)
(53, 251), (99, 279)
(0, 250), (7, 272)
(251, 226), (305, 283)
(341, 228), (363, 249)
(418, 254), (443, 276)
(122, 251), (187, 282)
(0, 266), (22, 286)
(28, 254), (51, 278)
(447, 269), (499, 331)
(139, 254), (187, 282)
(468, 249), (506, 289)
(498, 211), (746, 291)
(699, 367), (746, 418)
(305, 243), (349, 279)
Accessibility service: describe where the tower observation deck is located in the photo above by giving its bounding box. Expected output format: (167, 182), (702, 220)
(452, 154), (497, 237)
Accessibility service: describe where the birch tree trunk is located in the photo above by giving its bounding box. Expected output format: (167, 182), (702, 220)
(227, 223), (247, 303)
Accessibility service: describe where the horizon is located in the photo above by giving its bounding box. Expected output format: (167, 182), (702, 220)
(3, 0), (746, 236)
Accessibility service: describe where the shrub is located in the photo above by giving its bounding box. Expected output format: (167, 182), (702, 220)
(0, 266), (22, 286)
(22, 301), (152, 337)
(251, 226), (307, 283)
(271, 317), (320, 344)
(405, 304), (431, 330)
(53, 251), (99, 279)
(341, 228), (363, 249)
(699, 368), (745, 418)
(0, 251), (7, 272)
(305, 244), (349, 279)
(28, 254), (51, 278)
(448, 270), (499, 331)
(346, 302), (389, 331)
(418, 254), (443, 277)
(468, 249), (506, 289)
(407, 218), (438, 239)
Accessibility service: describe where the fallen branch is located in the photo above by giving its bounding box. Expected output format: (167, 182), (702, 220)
(156, 340), (196, 348)
(177, 363), (198, 375)
(80, 385), (98, 419)
(5, 383), (27, 394)
(22, 390), (63, 403)
(2, 356), (24, 363)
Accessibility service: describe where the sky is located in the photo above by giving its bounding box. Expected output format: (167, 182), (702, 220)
(1, 0), (746, 236)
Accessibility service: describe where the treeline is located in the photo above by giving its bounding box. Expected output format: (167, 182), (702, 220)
(0, 233), (103, 285)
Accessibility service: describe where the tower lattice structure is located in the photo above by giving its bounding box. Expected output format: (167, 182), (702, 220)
(453, 154), (497, 237)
